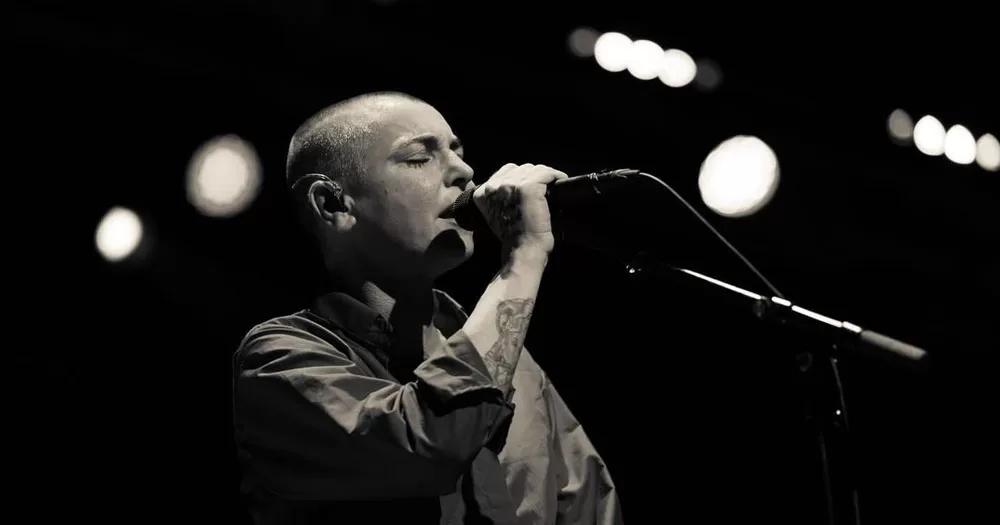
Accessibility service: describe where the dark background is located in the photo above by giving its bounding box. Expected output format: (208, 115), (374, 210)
(12, 1), (998, 523)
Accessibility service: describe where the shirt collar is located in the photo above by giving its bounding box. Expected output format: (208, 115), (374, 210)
(311, 289), (464, 351)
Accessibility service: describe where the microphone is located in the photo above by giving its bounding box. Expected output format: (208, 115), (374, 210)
(441, 168), (640, 238)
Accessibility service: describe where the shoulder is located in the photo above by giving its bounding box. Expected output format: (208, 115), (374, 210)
(234, 310), (352, 370)
(239, 310), (316, 347)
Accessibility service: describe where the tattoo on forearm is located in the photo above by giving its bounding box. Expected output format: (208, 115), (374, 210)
(482, 189), (523, 241)
(483, 298), (535, 390)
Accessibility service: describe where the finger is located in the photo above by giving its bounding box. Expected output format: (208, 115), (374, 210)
(532, 165), (568, 179)
(530, 165), (570, 184)
(494, 163), (519, 177)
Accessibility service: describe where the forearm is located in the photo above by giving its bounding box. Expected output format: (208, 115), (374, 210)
(463, 242), (549, 395)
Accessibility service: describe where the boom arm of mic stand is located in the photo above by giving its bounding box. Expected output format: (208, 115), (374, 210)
(622, 252), (929, 371)
(623, 252), (928, 525)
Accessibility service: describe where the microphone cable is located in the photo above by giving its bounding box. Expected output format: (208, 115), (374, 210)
(634, 171), (785, 299)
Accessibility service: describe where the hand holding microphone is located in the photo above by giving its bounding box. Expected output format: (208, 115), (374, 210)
(443, 167), (640, 252)
(469, 163), (569, 254)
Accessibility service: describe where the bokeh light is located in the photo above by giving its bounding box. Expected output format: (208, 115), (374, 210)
(913, 115), (946, 156)
(658, 49), (697, 88)
(698, 136), (780, 218)
(943, 125), (977, 165)
(186, 134), (262, 218)
(95, 206), (143, 262)
(593, 32), (632, 73)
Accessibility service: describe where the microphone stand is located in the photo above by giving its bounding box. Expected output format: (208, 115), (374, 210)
(619, 251), (928, 525)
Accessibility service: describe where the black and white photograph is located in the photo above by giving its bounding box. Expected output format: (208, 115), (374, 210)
(12, 2), (997, 524)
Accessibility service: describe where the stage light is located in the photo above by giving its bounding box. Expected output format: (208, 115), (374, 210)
(658, 49), (697, 88)
(95, 206), (143, 262)
(913, 115), (946, 156)
(693, 59), (722, 91)
(976, 133), (999, 171)
(626, 40), (665, 80)
(568, 27), (599, 58)
(698, 135), (780, 218)
(593, 32), (632, 72)
(186, 134), (262, 218)
(887, 109), (914, 143)
(943, 124), (977, 165)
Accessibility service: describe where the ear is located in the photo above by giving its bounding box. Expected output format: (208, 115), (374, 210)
(307, 177), (357, 232)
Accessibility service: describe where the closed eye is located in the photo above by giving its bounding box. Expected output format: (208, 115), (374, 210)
(395, 135), (464, 167)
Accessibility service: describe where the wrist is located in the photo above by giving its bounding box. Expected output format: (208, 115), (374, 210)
(502, 239), (551, 267)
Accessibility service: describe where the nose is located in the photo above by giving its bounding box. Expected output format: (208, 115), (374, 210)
(445, 152), (474, 188)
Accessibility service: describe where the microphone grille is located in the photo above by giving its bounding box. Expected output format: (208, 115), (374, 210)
(444, 186), (491, 233)
(443, 187), (473, 218)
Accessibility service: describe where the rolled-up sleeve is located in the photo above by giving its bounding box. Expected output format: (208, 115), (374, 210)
(549, 379), (623, 525)
(499, 349), (622, 524)
(232, 322), (513, 500)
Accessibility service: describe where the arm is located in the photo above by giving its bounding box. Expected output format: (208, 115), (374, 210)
(464, 242), (548, 396)
(233, 324), (509, 499)
(467, 161), (564, 396)
(233, 246), (550, 500)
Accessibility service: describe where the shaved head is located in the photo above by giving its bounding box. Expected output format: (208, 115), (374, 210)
(286, 91), (425, 198)
(285, 90), (475, 284)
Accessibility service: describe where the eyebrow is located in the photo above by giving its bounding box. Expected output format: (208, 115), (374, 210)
(393, 133), (464, 153)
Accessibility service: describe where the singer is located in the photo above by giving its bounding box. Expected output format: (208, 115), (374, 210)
(231, 91), (622, 524)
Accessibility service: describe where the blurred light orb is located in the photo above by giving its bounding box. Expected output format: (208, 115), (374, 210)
(658, 49), (697, 87)
(96, 206), (143, 262)
(693, 58), (722, 91)
(626, 39), (665, 80)
(698, 135), (780, 218)
(913, 115), (946, 156)
(976, 133), (1000, 171)
(943, 125), (977, 164)
(887, 109), (914, 143)
(187, 134), (262, 218)
(593, 32), (632, 72)
(568, 27), (600, 58)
